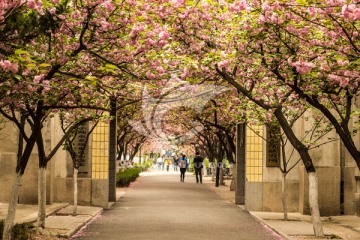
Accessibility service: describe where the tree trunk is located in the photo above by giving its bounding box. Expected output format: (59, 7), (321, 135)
(211, 162), (216, 181)
(220, 166), (225, 185)
(308, 172), (324, 237)
(2, 172), (22, 240)
(73, 167), (78, 215)
(36, 167), (46, 228)
(230, 163), (236, 191)
(273, 109), (324, 237)
(282, 172), (288, 221)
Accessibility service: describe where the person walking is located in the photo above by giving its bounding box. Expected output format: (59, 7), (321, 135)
(193, 151), (204, 184)
(178, 154), (187, 182)
(173, 155), (178, 171)
(156, 156), (163, 170)
(166, 159), (171, 172)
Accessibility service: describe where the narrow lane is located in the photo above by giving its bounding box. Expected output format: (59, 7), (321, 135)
(71, 172), (283, 240)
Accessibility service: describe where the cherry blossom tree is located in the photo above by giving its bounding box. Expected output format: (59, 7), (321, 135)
(210, 0), (359, 229)
(60, 111), (99, 216)
(0, 0), (173, 237)
(247, 0), (360, 170)
(159, 0), (329, 236)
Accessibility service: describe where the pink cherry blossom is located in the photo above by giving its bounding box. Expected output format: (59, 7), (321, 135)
(49, 8), (56, 14)
(159, 31), (170, 40)
(171, 0), (185, 9)
(27, 0), (36, 9)
(100, 20), (110, 30)
(218, 60), (230, 68)
(229, 0), (248, 13)
(0, 60), (18, 73)
(292, 61), (314, 74)
(33, 74), (44, 84)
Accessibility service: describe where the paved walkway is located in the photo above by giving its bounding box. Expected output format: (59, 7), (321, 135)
(70, 172), (283, 240)
(202, 175), (360, 240)
(2, 169), (360, 239)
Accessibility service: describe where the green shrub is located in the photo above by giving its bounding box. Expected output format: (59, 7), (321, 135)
(116, 167), (141, 187)
(222, 159), (230, 168)
(0, 220), (35, 240)
(203, 158), (210, 168)
(134, 160), (153, 172)
(143, 160), (153, 170)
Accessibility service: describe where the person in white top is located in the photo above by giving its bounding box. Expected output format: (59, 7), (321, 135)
(178, 154), (187, 182)
(156, 156), (163, 170)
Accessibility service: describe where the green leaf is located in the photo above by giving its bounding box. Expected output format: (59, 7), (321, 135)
(15, 49), (28, 55)
(105, 64), (119, 70)
(27, 63), (36, 69)
(39, 63), (51, 68)
(14, 74), (23, 80)
(85, 75), (97, 86)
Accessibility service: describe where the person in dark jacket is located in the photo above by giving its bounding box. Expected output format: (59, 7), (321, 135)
(178, 154), (187, 182)
(193, 151), (204, 183)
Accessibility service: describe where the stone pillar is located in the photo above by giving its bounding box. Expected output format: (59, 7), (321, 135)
(235, 123), (246, 205)
(108, 98), (117, 202)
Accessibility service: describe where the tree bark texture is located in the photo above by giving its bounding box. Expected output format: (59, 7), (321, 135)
(211, 162), (215, 181)
(219, 166), (225, 185)
(282, 173), (288, 221)
(73, 168), (78, 215)
(2, 173), (22, 240)
(230, 163), (236, 191)
(36, 167), (46, 228)
(308, 172), (324, 237)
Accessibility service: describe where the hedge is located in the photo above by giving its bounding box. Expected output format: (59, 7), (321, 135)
(116, 167), (141, 187)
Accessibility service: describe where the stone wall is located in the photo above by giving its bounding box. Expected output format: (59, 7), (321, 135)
(91, 179), (109, 208)
(262, 181), (299, 212)
(299, 166), (340, 216)
(245, 182), (262, 211)
(0, 153), (43, 204)
(53, 177), (92, 205)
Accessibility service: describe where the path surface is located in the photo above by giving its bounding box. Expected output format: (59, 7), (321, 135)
(71, 172), (284, 240)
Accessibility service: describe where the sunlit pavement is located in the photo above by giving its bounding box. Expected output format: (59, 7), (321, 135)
(70, 171), (283, 240)
(140, 165), (182, 176)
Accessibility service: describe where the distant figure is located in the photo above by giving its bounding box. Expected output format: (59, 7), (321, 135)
(157, 156), (163, 170)
(178, 154), (187, 182)
(193, 151), (204, 184)
(173, 155), (178, 171)
(166, 159), (171, 172)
